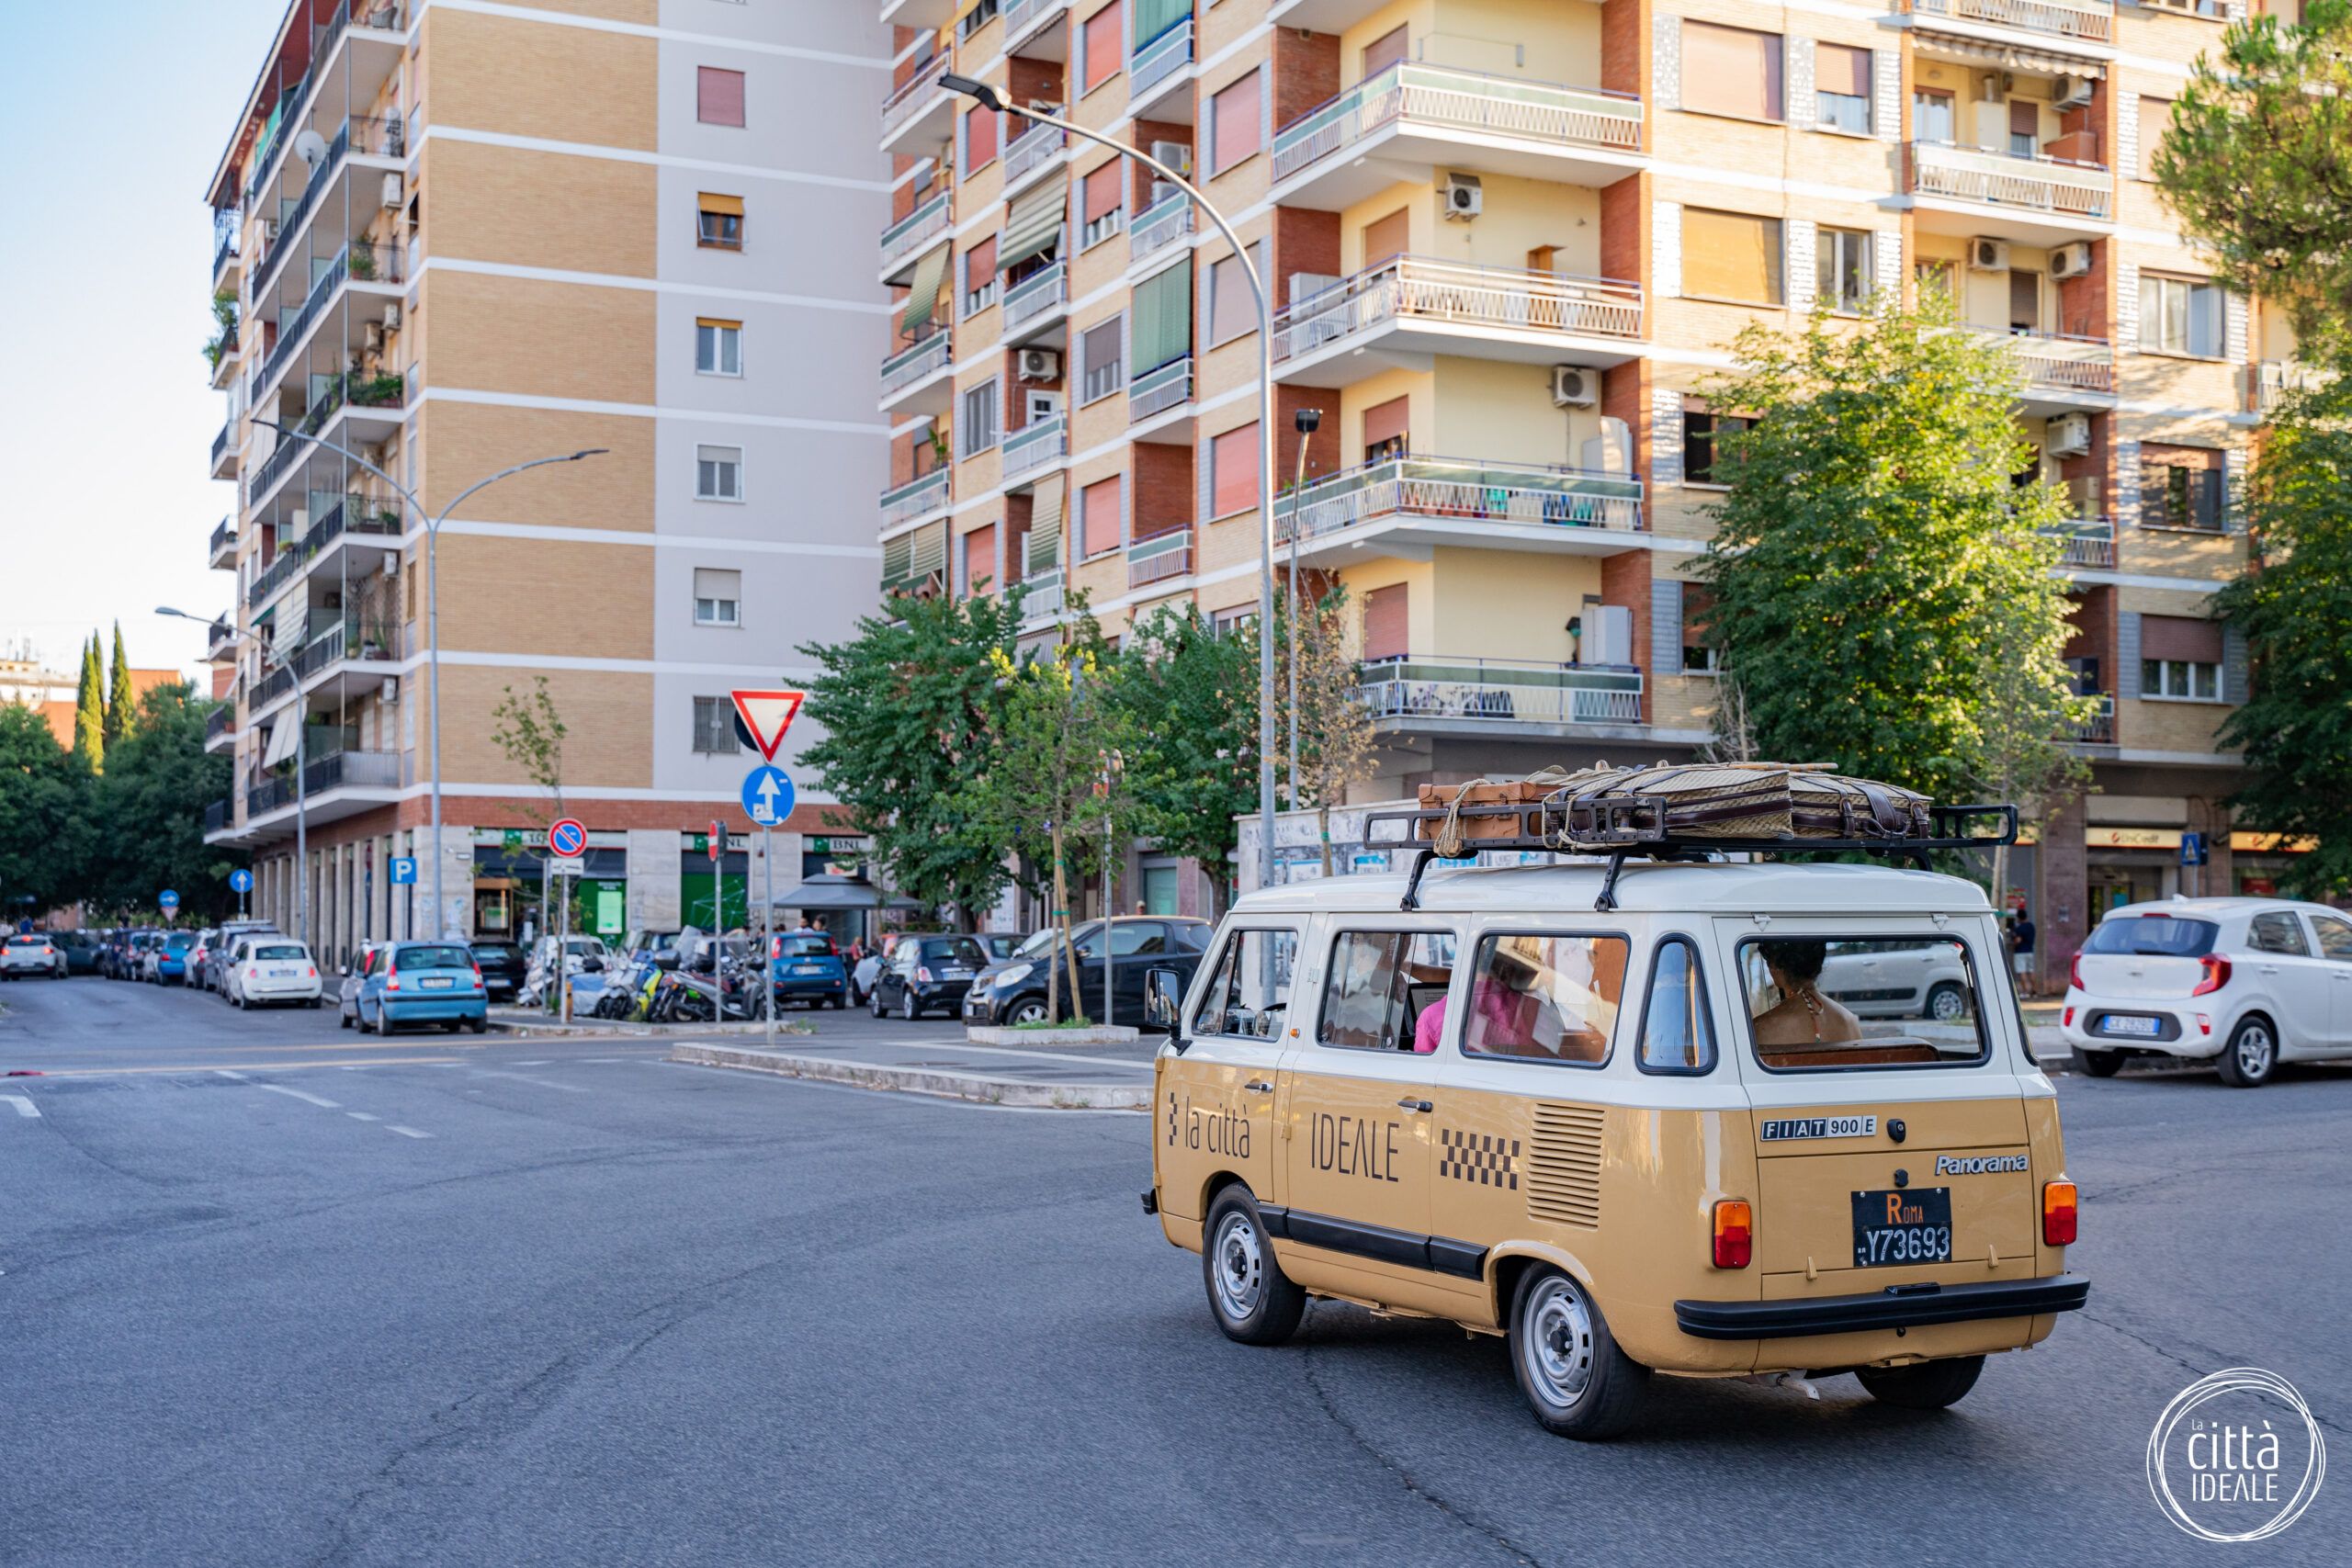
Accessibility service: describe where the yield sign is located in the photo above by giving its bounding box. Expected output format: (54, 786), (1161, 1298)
(729, 689), (805, 762)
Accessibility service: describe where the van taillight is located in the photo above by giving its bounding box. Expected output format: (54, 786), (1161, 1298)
(2190, 953), (2232, 996)
(2042, 1180), (2078, 1247)
(1712, 1199), (1753, 1269)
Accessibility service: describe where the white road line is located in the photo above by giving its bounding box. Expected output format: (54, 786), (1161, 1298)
(579, 1058), (625, 1065)
(346, 1111), (380, 1122)
(2, 1095), (39, 1120)
(257, 1083), (342, 1110)
(213, 1069), (249, 1080)
(469, 1069), (590, 1095)
(386, 1124), (434, 1139)
(514, 1059), (552, 1066)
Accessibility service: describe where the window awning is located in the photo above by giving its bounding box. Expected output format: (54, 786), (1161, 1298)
(262, 715), (300, 769)
(698, 192), (743, 216)
(1911, 30), (2104, 79)
(1001, 183), (1067, 269)
(902, 246), (948, 334)
(1026, 475), (1065, 575)
(1131, 262), (1193, 373)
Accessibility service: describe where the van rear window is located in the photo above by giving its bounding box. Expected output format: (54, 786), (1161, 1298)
(1736, 936), (1989, 1072)
(2083, 916), (2219, 958)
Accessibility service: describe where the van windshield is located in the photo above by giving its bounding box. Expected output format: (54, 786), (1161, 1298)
(1736, 936), (1990, 1072)
(2083, 915), (2219, 958)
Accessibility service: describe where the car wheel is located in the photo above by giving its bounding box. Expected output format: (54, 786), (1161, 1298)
(2073, 1047), (2125, 1077)
(1201, 1186), (1306, 1348)
(1925, 982), (1967, 1024)
(468, 1017), (488, 1035)
(373, 1003), (391, 1036)
(1509, 1265), (1649, 1440)
(356, 1003), (374, 1034)
(2217, 1016), (2276, 1088)
(445, 1020), (462, 1033)
(339, 1007), (353, 1030)
(869, 989), (887, 1019)
(1857, 1355), (1984, 1410)
(308, 997), (322, 1010)
(831, 995), (847, 1010)
(1007, 997), (1051, 1026)
(901, 990), (920, 1021)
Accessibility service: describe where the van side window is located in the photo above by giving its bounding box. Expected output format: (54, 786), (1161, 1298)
(1457, 933), (1629, 1066)
(2247, 912), (2309, 956)
(1637, 936), (1715, 1074)
(1191, 928), (1297, 1039)
(1317, 931), (1453, 1052)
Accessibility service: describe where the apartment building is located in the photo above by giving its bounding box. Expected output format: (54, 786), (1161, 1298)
(202, 0), (891, 958)
(875, 0), (2309, 975)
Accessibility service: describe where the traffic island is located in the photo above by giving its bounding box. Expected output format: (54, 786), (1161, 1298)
(669, 1038), (1153, 1110)
(964, 1023), (1139, 1046)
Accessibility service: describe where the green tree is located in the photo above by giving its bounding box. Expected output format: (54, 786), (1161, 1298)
(85, 683), (238, 920)
(1695, 297), (2087, 810)
(202, 290), (238, 372)
(0, 703), (93, 917)
(797, 589), (1027, 928)
(489, 675), (570, 829)
(106, 622), (135, 748)
(2154, 3), (2352, 349)
(1118, 604), (1258, 908)
(72, 635), (105, 772)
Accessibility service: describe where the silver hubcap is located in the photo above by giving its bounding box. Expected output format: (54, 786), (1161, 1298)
(1521, 1276), (1596, 1409)
(2236, 1025), (2273, 1077)
(1012, 1002), (1046, 1024)
(1930, 988), (1963, 1022)
(1210, 1212), (1263, 1321)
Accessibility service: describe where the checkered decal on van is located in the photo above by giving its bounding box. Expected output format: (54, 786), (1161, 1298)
(1439, 1129), (1520, 1190)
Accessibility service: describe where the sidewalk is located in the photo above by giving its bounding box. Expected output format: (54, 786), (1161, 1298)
(670, 1032), (1156, 1110)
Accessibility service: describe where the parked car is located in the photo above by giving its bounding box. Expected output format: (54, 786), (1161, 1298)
(2061, 897), (2352, 1087)
(205, 921), (281, 993)
(336, 942), (390, 1029)
(469, 939), (528, 1004)
(96, 931), (133, 979)
(186, 931), (218, 987)
(1815, 938), (1973, 1022)
(349, 940), (489, 1034)
(771, 931), (849, 1010)
(225, 936), (324, 1010)
(981, 933), (1022, 963)
(872, 933), (993, 1021)
(0, 933), (68, 980)
(962, 917), (1214, 1026)
(54, 931), (101, 976)
(150, 931), (198, 985)
(118, 931), (160, 980)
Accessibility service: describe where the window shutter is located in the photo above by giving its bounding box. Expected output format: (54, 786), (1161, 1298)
(697, 67), (746, 127)
(1651, 580), (1683, 675)
(1212, 423), (1260, 516)
(2224, 292), (2248, 363)
(882, 532), (912, 584)
(2115, 262), (2140, 348)
(1027, 476), (1065, 573)
(1083, 3), (1124, 94)
(2114, 438), (2141, 525)
(1081, 475), (1124, 557)
(2118, 611), (2142, 698)
(1084, 160), (1122, 224)
(1362, 395), (1409, 452)
(964, 522), (998, 592)
(1654, 17), (1680, 112)
(911, 522), (947, 582)
(2222, 623), (2248, 705)
(1002, 184), (1068, 268)
(1872, 46), (1899, 141)
(2222, 446), (2245, 535)
(1133, 0), (1190, 48)
(1212, 71), (1262, 172)
(1874, 228), (1902, 300)
(2118, 94), (2140, 179)
(902, 247), (948, 334)
(1132, 263), (1192, 370)
(1363, 584), (1408, 660)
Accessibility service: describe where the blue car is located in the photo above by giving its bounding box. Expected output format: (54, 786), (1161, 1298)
(770, 931), (849, 1009)
(351, 941), (489, 1034)
(153, 931), (198, 986)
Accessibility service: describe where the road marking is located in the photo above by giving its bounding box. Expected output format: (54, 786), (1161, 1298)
(2, 1095), (38, 1120)
(346, 1111), (380, 1122)
(27, 1058), (462, 1078)
(469, 1069), (590, 1095)
(579, 1058), (625, 1065)
(257, 1084), (342, 1110)
(515, 1059), (552, 1066)
(213, 1069), (250, 1081)
(386, 1124), (434, 1139)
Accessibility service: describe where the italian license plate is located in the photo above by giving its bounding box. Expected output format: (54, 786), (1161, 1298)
(422, 976), (454, 990)
(793, 964), (821, 975)
(2101, 1014), (2162, 1038)
(1851, 1187), (1953, 1268)
(944, 968), (973, 979)
(269, 967), (296, 978)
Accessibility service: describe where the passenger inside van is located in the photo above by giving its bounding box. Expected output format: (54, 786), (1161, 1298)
(1430, 934), (1626, 1063)
(1749, 939), (1864, 1047)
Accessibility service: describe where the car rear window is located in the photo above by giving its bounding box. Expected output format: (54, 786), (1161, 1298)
(254, 944), (307, 961)
(165, 934), (196, 950)
(6, 935), (43, 946)
(1736, 936), (1990, 1072)
(2084, 915), (2220, 958)
(922, 937), (988, 966)
(776, 935), (835, 957)
(397, 945), (473, 970)
(471, 943), (523, 961)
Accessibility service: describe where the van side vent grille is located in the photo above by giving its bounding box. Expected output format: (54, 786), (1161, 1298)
(1527, 1102), (1603, 1229)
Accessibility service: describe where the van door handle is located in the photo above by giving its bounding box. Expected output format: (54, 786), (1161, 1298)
(1397, 1098), (1433, 1113)
(1244, 1079), (1274, 1094)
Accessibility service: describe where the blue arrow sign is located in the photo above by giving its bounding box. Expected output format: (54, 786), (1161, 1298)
(158, 889), (180, 911)
(229, 869), (254, 894)
(388, 857), (417, 886)
(741, 765), (796, 828)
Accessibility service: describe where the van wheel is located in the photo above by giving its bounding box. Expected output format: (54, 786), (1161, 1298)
(1201, 1187), (1306, 1347)
(1509, 1266), (1648, 1440)
(1857, 1355), (1984, 1410)
(2073, 1047), (2125, 1077)
(1925, 982), (1967, 1023)
(2217, 1017), (2276, 1088)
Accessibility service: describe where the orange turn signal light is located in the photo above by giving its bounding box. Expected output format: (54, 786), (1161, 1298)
(1712, 1199), (1753, 1269)
(2042, 1179), (2078, 1247)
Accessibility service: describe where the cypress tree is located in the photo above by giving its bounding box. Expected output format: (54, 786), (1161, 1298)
(106, 620), (135, 745)
(73, 635), (106, 771)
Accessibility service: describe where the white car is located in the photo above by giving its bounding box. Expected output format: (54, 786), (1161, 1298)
(225, 936), (325, 1009)
(0, 933), (68, 980)
(1815, 938), (1973, 1022)
(2060, 897), (2352, 1087)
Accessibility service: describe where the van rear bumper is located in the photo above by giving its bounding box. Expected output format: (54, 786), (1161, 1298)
(1674, 1273), (2090, 1340)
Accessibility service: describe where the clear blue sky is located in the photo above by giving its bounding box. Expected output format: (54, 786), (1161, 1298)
(0, 0), (288, 681)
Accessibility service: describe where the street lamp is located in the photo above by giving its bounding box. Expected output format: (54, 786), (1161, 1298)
(251, 420), (605, 939)
(158, 605), (306, 942)
(1287, 408), (1319, 808)
(939, 73), (1280, 896)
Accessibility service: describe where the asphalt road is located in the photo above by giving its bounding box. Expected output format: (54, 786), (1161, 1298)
(1, 977), (2343, 1566)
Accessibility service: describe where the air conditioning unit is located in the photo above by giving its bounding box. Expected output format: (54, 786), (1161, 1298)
(1016, 347), (1061, 382)
(2049, 412), (2093, 457)
(1148, 178), (1179, 207)
(2051, 242), (2095, 281)
(1551, 365), (1597, 408)
(380, 173), (402, 209)
(380, 678), (400, 704)
(363, 321), (386, 354)
(1969, 237), (2011, 272)
(262, 220), (279, 244)
(2052, 75), (2096, 111)
(382, 303), (402, 332)
(1148, 140), (1193, 179)
(1441, 172), (1483, 221)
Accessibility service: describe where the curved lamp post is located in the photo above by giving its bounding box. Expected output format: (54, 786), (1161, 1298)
(159, 605), (307, 942)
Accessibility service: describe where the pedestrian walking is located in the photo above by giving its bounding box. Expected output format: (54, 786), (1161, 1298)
(2011, 907), (2038, 996)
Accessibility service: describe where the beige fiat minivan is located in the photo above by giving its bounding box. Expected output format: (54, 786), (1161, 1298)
(1143, 854), (2086, 1439)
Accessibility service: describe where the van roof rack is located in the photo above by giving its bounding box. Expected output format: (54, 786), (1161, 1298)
(1359, 802), (2018, 914)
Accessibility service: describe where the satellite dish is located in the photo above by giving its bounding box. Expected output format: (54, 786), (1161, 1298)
(293, 129), (330, 171)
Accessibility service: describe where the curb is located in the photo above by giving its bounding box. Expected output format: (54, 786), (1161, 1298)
(965, 1024), (1140, 1046)
(669, 1042), (1151, 1110)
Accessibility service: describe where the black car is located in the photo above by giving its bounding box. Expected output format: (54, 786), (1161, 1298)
(962, 917), (1213, 1027)
(55, 931), (102, 976)
(469, 940), (528, 1004)
(871, 934), (991, 1021)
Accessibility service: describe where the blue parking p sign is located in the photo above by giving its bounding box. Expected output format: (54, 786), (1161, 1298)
(389, 856), (418, 886)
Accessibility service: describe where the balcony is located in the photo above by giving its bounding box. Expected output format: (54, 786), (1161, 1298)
(205, 705), (235, 749)
(880, 59), (954, 155)
(1003, 0), (1070, 51)
(2045, 516), (2116, 570)
(880, 192), (951, 286)
(248, 371), (410, 507)
(259, 241), (405, 396)
(2248, 359), (2328, 413)
(245, 749), (402, 825)
(1128, 356), (1193, 423)
(247, 548), (302, 610)
(1129, 189), (1192, 267)
(2072, 692), (2117, 745)
(1965, 326), (2115, 412)
(244, 492), (405, 611)
(211, 417), (237, 479)
(1004, 116), (1068, 197)
(251, 660), (296, 712)
(239, 1), (409, 209)
(209, 517), (237, 570)
(1125, 529), (1193, 591)
(1359, 655), (1646, 730)
(879, 332), (956, 416)
(1019, 568), (1066, 625)
(1275, 455), (1644, 559)
(204, 797), (232, 835)
(1906, 141), (2113, 241)
(1002, 412), (1069, 479)
(880, 468), (951, 531)
(1003, 259), (1069, 338)
(1273, 63), (1644, 209)
(212, 222), (240, 291)
(251, 114), (406, 303)
(1273, 255), (1644, 385)
(206, 615), (238, 662)
(1130, 19), (1195, 113)
(1907, 0), (2113, 46)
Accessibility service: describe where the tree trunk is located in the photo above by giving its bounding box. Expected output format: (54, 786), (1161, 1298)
(1318, 804), (1334, 876)
(1047, 828), (1065, 1022)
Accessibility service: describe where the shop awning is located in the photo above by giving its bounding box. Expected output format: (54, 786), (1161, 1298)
(769, 873), (925, 912)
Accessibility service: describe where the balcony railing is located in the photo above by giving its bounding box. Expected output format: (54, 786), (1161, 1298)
(1909, 0), (2112, 44)
(880, 468), (951, 530)
(1128, 356), (1193, 422)
(1129, 189), (1192, 265)
(212, 224), (239, 284)
(880, 56), (947, 140)
(1002, 412), (1069, 479)
(2044, 516), (2116, 570)
(1274, 62), (1642, 184)
(1003, 260), (1068, 331)
(1359, 655), (1645, 728)
(209, 517), (237, 564)
(260, 242), (405, 393)
(293, 617), (403, 682)
(1908, 141), (2112, 220)
(251, 660), (296, 712)
(247, 547), (302, 609)
(1002, 0), (1068, 43)
(204, 797), (232, 834)
(241, 1), (409, 209)
(206, 615), (238, 660)
(1131, 18), (1194, 98)
(1276, 454), (1644, 541)
(881, 333), (954, 397)
(1273, 255), (1644, 362)
(304, 748), (402, 792)
(1005, 116), (1067, 186)
(2248, 359), (2328, 412)
(1125, 529), (1193, 590)
(2072, 692), (2116, 744)
(212, 417), (235, 474)
(206, 705), (234, 744)
(252, 115), (406, 300)
(1019, 568), (1066, 623)
(1964, 325), (2114, 395)
(880, 191), (951, 275)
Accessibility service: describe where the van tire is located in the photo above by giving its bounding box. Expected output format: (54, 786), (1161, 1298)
(1508, 1266), (1647, 1440)
(1857, 1354), (1984, 1410)
(2217, 1016), (2276, 1088)
(1201, 1187), (1306, 1348)
(2073, 1047), (2125, 1077)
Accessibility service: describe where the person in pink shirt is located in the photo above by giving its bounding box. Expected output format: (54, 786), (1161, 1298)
(1413, 963), (1532, 1054)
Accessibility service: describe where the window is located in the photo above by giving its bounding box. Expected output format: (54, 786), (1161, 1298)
(2009, 268), (2042, 333)
(2247, 912), (2309, 957)
(1080, 317), (1123, 403)
(692, 696), (740, 754)
(693, 567), (741, 626)
(1736, 936), (1988, 1072)
(1210, 423), (1259, 517)
(1815, 44), (1871, 133)
(1210, 71), (1262, 174)
(961, 379), (1001, 456)
(1457, 932), (1629, 1066)
(965, 104), (1000, 173)
(1081, 162), (1124, 248)
(2008, 98), (2040, 159)
(1206, 244), (1263, 345)
(2142, 658), (2222, 700)
(1637, 937), (1716, 1074)
(1189, 926), (1296, 1039)
(695, 318), (742, 376)
(2138, 97), (2176, 181)
(957, 0), (1001, 39)
(1681, 410), (1754, 486)
(2312, 914), (2352, 962)
(2140, 451), (2223, 531)
(1914, 88), (1956, 144)
(1363, 395), (1408, 464)
(2085, 916), (2218, 957)
(2139, 274), (2224, 356)
(1681, 209), (1783, 305)
(1915, 256), (1956, 306)
(962, 236), (999, 316)
(1318, 931), (1455, 1052)
(1681, 21), (1783, 122)
(695, 445), (742, 502)
(697, 193), (744, 250)
(1816, 228), (1871, 312)
(960, 522), (997, 593)
(1080, 474), (1123, 558)
(697, 66), (746, 127)
(1081, 2), (1124, 95)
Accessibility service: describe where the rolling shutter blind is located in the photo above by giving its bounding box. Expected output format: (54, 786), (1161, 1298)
(1212, 72), (1262, 171)
(1362, 395), (1409, 451)
(1681, 23), (1781, 121)
(1363, 25), (1409, 78)
(1818, 43), (1870, 97)
(1083, 3), (1124, 93)
(1002, 184), (1068, 268)
(1134, 0), (1190, 48)
(966, 105), (1000, 168)
(2140, 615), (2223, 663)
(902, 247), (948, 333)
(911, 522), (947, 581)
(1212, 423), (1259, 516)
(1027, 476), (1065, 573)
(1084, 161), (1123, 223)
(1363, 585), (1408, 661)
(1081, 475), (1124, 557)
(698, 192), (743, 217)
(1362, 208), (1409, 269)
(697, 67), (746, 127)
(1131, 263), (1192, 370)
(1651, 580), (1684, 675)
(964, 523), (998, 592)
